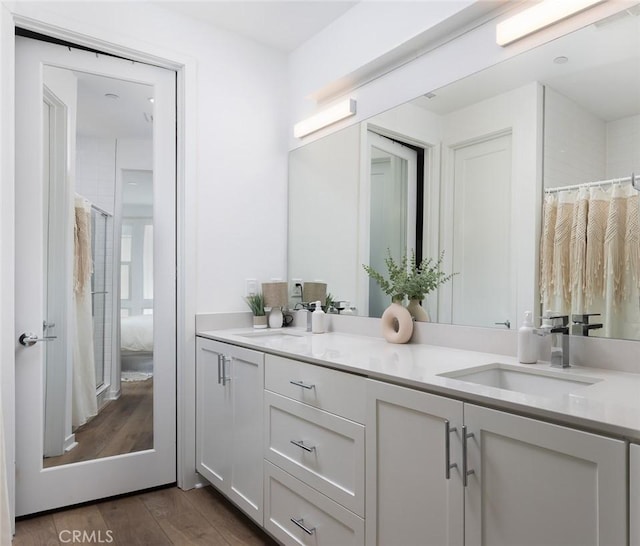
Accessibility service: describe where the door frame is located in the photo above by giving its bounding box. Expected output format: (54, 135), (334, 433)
(0, 5), (198, 528)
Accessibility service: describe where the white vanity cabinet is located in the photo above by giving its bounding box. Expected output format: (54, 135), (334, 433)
(632, 443), (640, 546)
(366, 380), (627, 546)
(263, 354), (366, 545)
(366, 380), (464, 546)
(195, 337), (264, 525)
(464, 403), (627, 546)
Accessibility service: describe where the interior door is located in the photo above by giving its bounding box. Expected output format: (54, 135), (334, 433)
(450, 133), (513, 328)
(15, 36), (176, 516)
(367, 131), (417, 317)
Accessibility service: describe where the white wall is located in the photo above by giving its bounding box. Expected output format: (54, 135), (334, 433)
(607, 114), (640, 178)
(544, 87), (606, 188)
(288, 123), (360, 306)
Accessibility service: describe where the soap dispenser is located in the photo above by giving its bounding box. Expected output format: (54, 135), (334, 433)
(518, 311), (537, 364)
(312, 300), (325, 334)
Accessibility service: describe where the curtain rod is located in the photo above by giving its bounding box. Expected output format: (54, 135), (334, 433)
(544, 173), (638, 194)
(90, 203), (113, 217)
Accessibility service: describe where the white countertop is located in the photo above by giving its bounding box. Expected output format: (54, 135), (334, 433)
(197, 328), (640, 441)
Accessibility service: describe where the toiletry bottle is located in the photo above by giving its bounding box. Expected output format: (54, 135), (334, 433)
(312, 300), (325, 334)
(518, 311), (537, 364)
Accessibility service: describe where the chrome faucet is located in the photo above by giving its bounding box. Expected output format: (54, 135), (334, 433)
(571, 313), (603, 337)
(535, 314), (570, 368)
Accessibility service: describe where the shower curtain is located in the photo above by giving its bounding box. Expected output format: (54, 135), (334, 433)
(540, 184), (640, 339)
(72, 197), (98, 428)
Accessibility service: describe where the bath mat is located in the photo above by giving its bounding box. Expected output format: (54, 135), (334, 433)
(121, 371), (153, 382)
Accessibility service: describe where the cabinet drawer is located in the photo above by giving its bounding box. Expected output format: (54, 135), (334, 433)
(264, 461), (364, 546)
(265, 391), (365, 516)
(265, 354), (366, 423)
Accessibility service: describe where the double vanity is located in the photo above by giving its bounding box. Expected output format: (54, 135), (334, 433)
(196, 324), (639, 546)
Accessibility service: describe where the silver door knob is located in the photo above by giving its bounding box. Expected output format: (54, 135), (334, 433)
(19, 332), (57, 347)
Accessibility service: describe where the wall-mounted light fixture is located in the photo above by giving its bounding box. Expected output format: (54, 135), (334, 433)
(293, 98), (357, 138)
(496, 0), (604, 46)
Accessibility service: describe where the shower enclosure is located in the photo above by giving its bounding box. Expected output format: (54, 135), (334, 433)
(90, 205), (112, 391)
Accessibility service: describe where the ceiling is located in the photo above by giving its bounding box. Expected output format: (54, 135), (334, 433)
(159, 1), (359, 52)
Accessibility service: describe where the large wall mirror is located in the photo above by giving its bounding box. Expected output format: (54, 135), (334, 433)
(288, 9), (640, 340)
(42, 66), (155, 467)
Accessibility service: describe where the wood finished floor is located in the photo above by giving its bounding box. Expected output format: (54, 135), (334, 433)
(44, 378), (154, 468)
(14, 486), (279, 546)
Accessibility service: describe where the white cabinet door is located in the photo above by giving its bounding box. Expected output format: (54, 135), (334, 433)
(464, 404), (627, 546)
(365, 380), (464, 546)
(196, 338), (230, 491)
(632, 443), (640, 546)
(228, 344), (264, 525)
(195, 338), (264, 525)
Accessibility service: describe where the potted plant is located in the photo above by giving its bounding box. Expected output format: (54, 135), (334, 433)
(405, 250), (456, 322)
(362, 252), (410, 304)
(363, 249), (455, 323)
(244, 292), (267, 329)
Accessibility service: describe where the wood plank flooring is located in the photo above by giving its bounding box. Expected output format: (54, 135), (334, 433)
(14, 486), (279, 546)
(44, 378), (154, 468)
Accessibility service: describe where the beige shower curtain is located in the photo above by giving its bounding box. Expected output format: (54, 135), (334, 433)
(541, 184), (640, 339)
(72, 197), (98, 428)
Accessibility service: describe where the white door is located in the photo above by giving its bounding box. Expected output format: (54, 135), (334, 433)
(464, 404), (627, 546)
(367, 131), (417, 317)
(449, 133), (513, 328)
(365, 380), (464, 546)
(15, 36), (176, 515)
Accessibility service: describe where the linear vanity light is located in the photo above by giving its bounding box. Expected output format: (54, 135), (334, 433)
(496, 0), (604, 46)
(293, 98), (357, 138)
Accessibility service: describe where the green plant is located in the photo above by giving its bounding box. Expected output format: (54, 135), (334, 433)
(363, 249), (456, 302)
(405, 250), (456, 300)
(244, 292), (265, 316)
(362, 251), (410, 303)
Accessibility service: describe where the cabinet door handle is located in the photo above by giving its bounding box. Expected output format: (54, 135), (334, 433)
(221, 356), (231, 385)
(289, 380), (315, 390)
(290, 518), (315, 535)
(290, 439), (316, 453)
(217, 354), (223, 385)
(462, 425), (475, 487)
(445, 419), (458, 479)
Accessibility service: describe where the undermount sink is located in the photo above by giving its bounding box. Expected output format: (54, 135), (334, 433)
(438, 363), (602, 397)
(236, 330), (306, 340)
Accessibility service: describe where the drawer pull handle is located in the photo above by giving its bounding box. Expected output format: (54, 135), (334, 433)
(445, 419), (458, 480)
(290, 380), (315, 390)
(462, 425), (475, 487)
(290, 440), (316, 453)
(290, 518), (315, 535)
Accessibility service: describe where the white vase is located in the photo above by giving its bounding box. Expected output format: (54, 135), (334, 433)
(407, 298), (430, 322)
(268, 307), (283, 329)
(380, 302), (414, 344)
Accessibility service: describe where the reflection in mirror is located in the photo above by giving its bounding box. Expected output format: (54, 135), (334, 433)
(288, 9), (640, 339)
(540, 15), (640, 340)
(43, 68), (155, 467)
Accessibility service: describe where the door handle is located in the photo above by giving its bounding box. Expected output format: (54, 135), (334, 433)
(445, 419), (458, 479)
(19, 332), (57, 347)
(462, 425), (475, 487)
